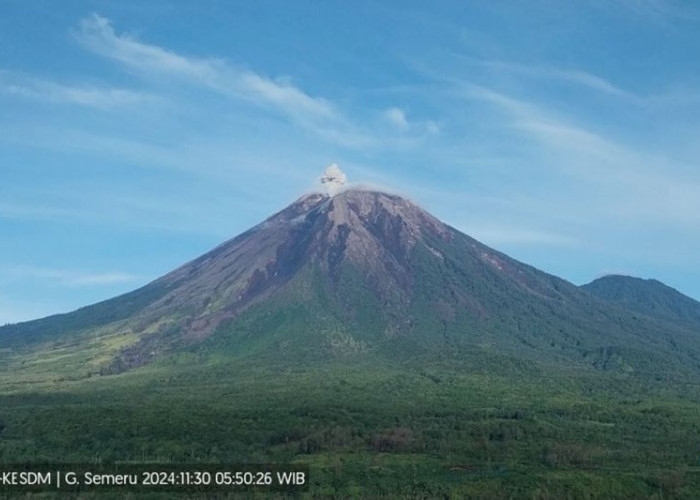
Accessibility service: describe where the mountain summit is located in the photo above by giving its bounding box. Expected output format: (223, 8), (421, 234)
(2, 169), (700, 377)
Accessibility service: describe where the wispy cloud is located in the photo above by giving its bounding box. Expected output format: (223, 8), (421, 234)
(475, 59), (630, 97)
(73, 14), (439, 150)
(382, 106), (439, 135)
(0, 70), (153, 108)
(383, 107), (410, 130)
(75, 14), (352, 138)
(460, 224), (578, 247)
(455, 82), (700, 227)
(5, 266), (141, 287)
(0, 201), (84, 223)
(614, 0), (700, 22)
(439, 53), (700, 110)
(76, 14), (225, 83)
(237, 71), (337, 122)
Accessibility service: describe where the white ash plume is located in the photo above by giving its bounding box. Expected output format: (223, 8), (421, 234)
(319, 164), (347, 196)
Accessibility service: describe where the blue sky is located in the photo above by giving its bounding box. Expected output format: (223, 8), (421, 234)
(2, 0), (700, 324)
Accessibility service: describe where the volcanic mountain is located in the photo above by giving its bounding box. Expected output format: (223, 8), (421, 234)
(2, 176), (700, 378)
(582, 275), (700, 331)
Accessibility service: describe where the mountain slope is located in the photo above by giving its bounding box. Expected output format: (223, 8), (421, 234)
(2, 189), (700, 379)
(582, 275), (700, 331)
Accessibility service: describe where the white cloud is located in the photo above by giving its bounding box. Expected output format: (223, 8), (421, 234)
(451, 55), (700, 110)
(461, 224), (577, 247)
(5, 266), (141, 287)
(0, 201), (83, 222)
(457, 82), (700, 227)
(474, 59), (630, 98)
(73, 14), (439, 150)
(382, 106), (440, 138)
(238, 71), (337, 122)
(425, 121), (440, 134)
(77, 14), (223, 83)
(65, 272), (140, 286)
(76, 14), (339, 127)
(0, 70), (153, 108)
(614, 0), (700, 22)
(384, 107), (410, 129)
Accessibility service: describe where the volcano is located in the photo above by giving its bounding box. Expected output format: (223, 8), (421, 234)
(2, 168), (700, 378)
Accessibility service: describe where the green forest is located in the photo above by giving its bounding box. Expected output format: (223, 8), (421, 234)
(1, 348), (699, 498)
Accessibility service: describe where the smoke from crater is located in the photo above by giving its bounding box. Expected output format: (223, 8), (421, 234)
(319, 163), (347, 196)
